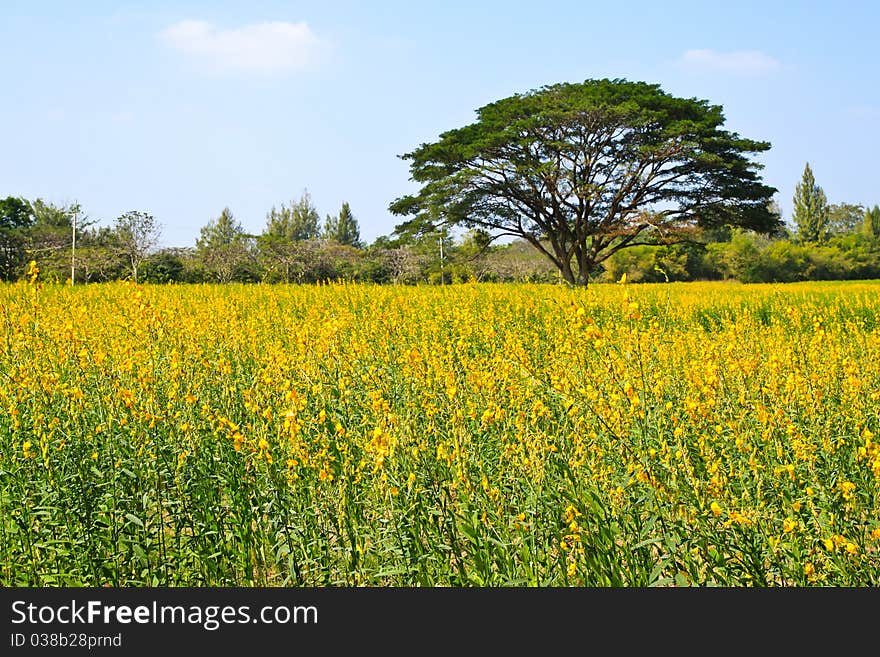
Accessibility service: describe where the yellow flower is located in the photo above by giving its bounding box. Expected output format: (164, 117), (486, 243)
(782, 517), (798, 533)
(838, 481), (856, 500)
(26, 260), (40, 283)
(710, 501), (722, 517)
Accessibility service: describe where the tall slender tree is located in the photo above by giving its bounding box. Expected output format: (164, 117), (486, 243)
(792, 163), (829, 243)
(864, 204), (880, 238)
(323, 202), (362, 247)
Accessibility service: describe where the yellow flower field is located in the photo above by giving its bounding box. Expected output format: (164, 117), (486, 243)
(1, 279), (879, 585)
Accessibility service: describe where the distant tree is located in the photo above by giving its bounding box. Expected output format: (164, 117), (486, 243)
(196, 207), (253, 282)
(140, 250), (185, 283)
(827, 203), (865, 237)
(0, 196), (34, 280)
(76, 226), (126, 282)
(259, 191), (328, 282)
(112, 210), (161, 283)
(389, 78), (779, 285)
(864, 205), (880, 238)
(480, 239), (559, 282)
(323, 202), (363, 248)
(0, 197), (33, 229)
(792, 163), (829, 243)
(380, 245), (427, 284)
(256, 232), (297, 282)
(266, 191), (321, 241)
(31, 199), (79, 229)
(601, 244), (690, 283)
(26, 200), (90, 281)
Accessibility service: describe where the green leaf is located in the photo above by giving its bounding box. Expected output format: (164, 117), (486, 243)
(125, 513), (144, 528)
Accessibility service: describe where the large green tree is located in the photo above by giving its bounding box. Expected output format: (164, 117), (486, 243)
(323, 201), (363, 247)
(389, 78), (778, 285)
(792, 162), (829, 243)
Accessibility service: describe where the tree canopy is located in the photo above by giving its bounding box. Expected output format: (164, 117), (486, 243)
(389, 77), (779, 284)
(196, 207), (253, 282)
(323, 202), (363, 247)
(0, 197), (35, 280)
(113, 210), (161, 283)
(864, 205), (880, 238)
(792, 162), (829, 243)
(266, 191), (321, 242)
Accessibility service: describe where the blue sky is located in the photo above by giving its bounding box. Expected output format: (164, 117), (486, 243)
(2, 0), (878, 248)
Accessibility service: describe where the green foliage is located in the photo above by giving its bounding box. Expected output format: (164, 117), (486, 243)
(864, 205), (880, 238)
(704, 231), (766, 282)
(827, 203), (865, 237)
(323, 202), (363, 248)
(702, 230), (880, 282)
(112, 210), (161, 283)
(197, 207), (244, 250)
(140, 250), (185, 283)
(266, 191), (321, 242)
(0, 197), (34, 280)
(23, 200), (88, 282)
(390, 77), (779, 285)
(0, 196), (33, 230)
(602, 245), (692, 283)
(196, 208), (255, 283)
(792, 163), (829, 243)
(31, 198), (80, 229)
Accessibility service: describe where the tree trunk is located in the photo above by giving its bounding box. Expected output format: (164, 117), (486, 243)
(553, 246), (576, 285)
(575, 256), (594, 286)
(558, 260), (576, 285)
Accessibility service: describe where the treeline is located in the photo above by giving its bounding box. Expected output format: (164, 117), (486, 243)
(2, 169), (879, 285)
(0, 191), (562, 285)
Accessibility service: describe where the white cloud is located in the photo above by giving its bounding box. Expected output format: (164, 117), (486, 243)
(158, 20), (326, 75)
(680, 49), (781, 75)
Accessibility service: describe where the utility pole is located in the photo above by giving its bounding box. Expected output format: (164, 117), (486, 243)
(71, 208), (77, 285)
